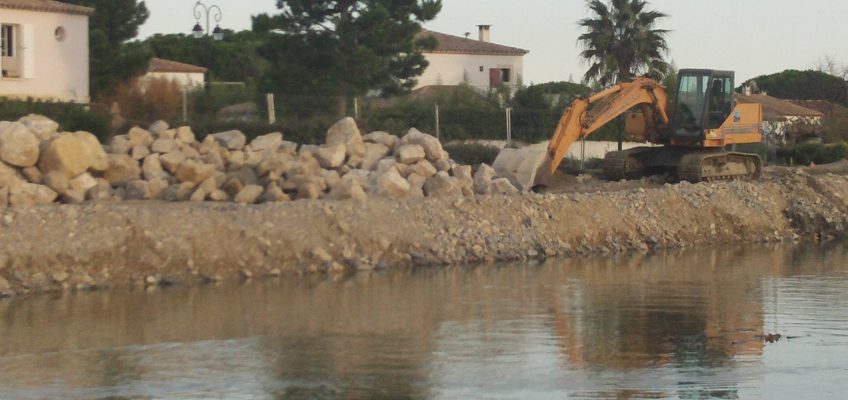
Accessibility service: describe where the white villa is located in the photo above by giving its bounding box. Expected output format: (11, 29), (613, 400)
(142, 58), (207, 91)
(0, 0), (92, 103)
(415, 25), (529, 91)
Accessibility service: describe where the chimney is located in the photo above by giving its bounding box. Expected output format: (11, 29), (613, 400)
(477, 25), (491, 42)
(743, 85), (752, 96)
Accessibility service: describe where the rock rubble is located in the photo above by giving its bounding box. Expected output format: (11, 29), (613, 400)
(0, 115), (515, 208)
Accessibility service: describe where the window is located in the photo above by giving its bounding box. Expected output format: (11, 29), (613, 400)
(501, 68), (511, 83)
(1, 24), (22, 78)
(1, 25), (13, 57)
(55, 26), (66, 42)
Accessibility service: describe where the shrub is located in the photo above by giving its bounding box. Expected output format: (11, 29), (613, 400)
(0, 98), (110, 141)
(443, 142), (501, 166)
(790, 142), (848, 165)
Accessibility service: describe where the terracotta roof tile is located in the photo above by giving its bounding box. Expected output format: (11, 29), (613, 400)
(0, 0), (93, 15)
(786, 100), (848, 119)
(149, 58), (207, 74)
(417, 29), (529, 56)
(735, 93), (823, 120)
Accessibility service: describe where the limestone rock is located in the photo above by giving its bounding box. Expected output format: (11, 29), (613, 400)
(213, 130), (247, 150)
(326, 117), (366, 158)
(176, 160), (216, 184)
(314, 144), (346, 169)
(402, 128), (446, 162)
(61, 189), (85, 204)
(39, 134), (91, 178)
(127, 126), (154, 147)
(410, 159), (437, 179)
(75, 131), (109, 171)
(148, 177), (169, 199)
(249, 132), (283, 151)
(18, 114), (59, 140)
(125, 180), (151, 200)
(189, 187), (207, 202)
(235, 184), (264, 204)
(261, 182), (290, 203)
(142, 154), (169, 180)
(158, 129), (177, 140)
(43, 171), (70, 194)
(159, 151), (186, 174)
(109, 135), (132, 155)
(151, 138), (179, 154)
(327, 178), (367, 201)
(103, 154), (141, 184)
(9, 183), (57, 207)
(69, 173), (98, 195)
(423, 171), (462, 197)
(473, 163), (497, 194)
(397, 144), (426, 165)
(0, 161), (24, 190)
(175, 126), (195, 143)
(297, 181), (323, 200)
(22, 166), (41, 184)
(375, 168), (410, 198)
(363, 131), (399, 148)
(490, 178), (519, 194)
(361, 143), (390, 171)
(148, 120), (169, 136)
(209, 189), (229, 202)
(0, 186), (7, 207)
(0, 122), (40, 167)
(131, 145), (150, 160)
(86, 182), (116, 201)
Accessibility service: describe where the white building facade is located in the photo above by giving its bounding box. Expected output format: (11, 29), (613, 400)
(0, 0), (91, 103)
(142, 58), (207, 91)
(415, 26), (528, 92)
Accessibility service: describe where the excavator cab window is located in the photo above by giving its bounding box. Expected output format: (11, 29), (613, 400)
(672, 74), (710, 135)
(707, 77), (734, 129)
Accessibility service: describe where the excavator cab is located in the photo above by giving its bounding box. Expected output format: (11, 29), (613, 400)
(669, 69), (735, 144)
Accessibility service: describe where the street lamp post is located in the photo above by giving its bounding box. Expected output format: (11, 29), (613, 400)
(192, 1), (223, 41)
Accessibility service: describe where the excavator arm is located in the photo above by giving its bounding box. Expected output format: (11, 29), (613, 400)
(546, 77), (670, 174)
(493, 77), (669, 191)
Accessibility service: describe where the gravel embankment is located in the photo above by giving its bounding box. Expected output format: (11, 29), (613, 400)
(1, 167), (846, 297)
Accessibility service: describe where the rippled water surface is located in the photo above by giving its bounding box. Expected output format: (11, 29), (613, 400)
(2, 243), (848, 399)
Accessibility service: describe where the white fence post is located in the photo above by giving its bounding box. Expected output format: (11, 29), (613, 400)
(181, 89), (188, 122)
(266, 93), (276, 124)
(354, 97), (360, 119)
(505, 107), (513, 146)
(435, 103), (440, 139)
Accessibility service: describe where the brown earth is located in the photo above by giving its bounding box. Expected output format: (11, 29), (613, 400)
(1, 165), (847, 298)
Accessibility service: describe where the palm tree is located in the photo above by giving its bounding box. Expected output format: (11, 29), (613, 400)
(578, 0), (670, 86)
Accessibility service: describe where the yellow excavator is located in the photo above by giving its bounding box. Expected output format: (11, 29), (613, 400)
(493, 69), (764, 190)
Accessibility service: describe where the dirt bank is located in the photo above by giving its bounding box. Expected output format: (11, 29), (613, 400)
(1, 166), (847, 297)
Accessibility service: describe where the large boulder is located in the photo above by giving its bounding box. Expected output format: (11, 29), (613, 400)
(0, 122), (40, 167)
(248, 132), (283, 152)
(159, 151), (186, 174)
(142, 154), (169, 180)
(131, 145), (150, 160)
(103, 154), (141, 184)
(212, 130), (247, 150)
(397, 144), (426, 165)
(314, 144), (346, 169)
(69, 173), (98, 195)
(175, 160), (216, 184)
(374, 168), (410, 198)
(18, 114), (59, 140)
(109, 135), (132, 155)
(124, 180), (152, 200)
(360, 143), (390, 171)
(151, 138), (179, 154)
(127, 126), (154, 147)
(0, 161), (24, 190)
(489, 177), (519, 194)
(41, 131), (107, 174)
(410, 159), (437, 179)
(42, 171), (70, 194)
(149, 120), (169, 136)
(327, 178), (367, 201)
(363, 131), (399, 149)
(175, 126), (195, 143)
(9, 183), (57, 207)
(401, 128), (447, 163)
(473, 163), (497, 195)
(423, 171), (462, 197)
(326, 117), (366, 158)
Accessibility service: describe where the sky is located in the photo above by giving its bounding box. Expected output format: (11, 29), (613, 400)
(138, 0), (848, 84)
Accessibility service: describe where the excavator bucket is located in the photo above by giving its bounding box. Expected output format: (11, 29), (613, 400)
(492, 144), (554, 191)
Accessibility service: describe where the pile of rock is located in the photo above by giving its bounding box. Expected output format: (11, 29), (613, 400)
(0, 115), (518, 207)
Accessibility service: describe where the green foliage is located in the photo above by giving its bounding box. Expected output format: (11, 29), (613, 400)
(0, 99), (110, 141)
(442, 143), (500, 166)
(822, 113), (848, 143)
(512, 81), (591, 110)
(141, 31), (266, 83)
(253, 0), (442, 109)
(790, 142), (848, 165)
(64, 0), (152, 98)
(743, 70), (848, 106)
(578, 0), (670, 85)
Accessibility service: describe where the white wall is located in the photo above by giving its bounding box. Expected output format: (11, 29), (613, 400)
(0, 8), (89, 103)
(143, 72), (205, 91)
(416, 53), (524, 91)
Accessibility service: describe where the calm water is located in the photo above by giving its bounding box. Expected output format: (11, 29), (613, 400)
(1, 243), (848, 399)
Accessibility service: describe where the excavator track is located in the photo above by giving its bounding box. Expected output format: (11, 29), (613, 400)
(602, 151), (629, 181)
(678, 152), (763, 183)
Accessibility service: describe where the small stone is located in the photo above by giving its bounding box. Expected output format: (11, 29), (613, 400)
(490, 178), (519, 194)
(69, 173), (98, 194)
(109, 135), (132, 155)
(0, 122), (39, 167)
(209, 189), (229, 201)
(248, 132), (283, 151)
(103, 154), (141, 184)
(127, 126), (154, 147)
(175, 126), (195, 143)
(235, 184), (264, 204)
(175, 160), (215, 184)
(22, 166), (42, 184)
(125, 180), (151, 200)
(43, 170), (70, 194)
(314, 144), (347, 169)
(9, 183), (57, 207)
(189, 187), (207, 202)
(375, 168), (410, 198)
(212, 130), (247, 150)
(423, 171), (462, 197)
(297, 182), (323, 200)
(151, 138), (178, 154)
(363, 131), (399, 148)
(402, 128), (445, 162)
(52, 271), (69, 283)
(148, 120), (169, 136)
(473, 163), (496, 194)
(326, 117), (366, 158)
(131, 145), (150, 160)
(159, 151), (187, 174)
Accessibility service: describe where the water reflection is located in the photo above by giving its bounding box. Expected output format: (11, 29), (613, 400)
(0, 243), (847, 399)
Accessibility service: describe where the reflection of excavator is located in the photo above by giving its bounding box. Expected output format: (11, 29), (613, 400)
(493, 69), (764, 189)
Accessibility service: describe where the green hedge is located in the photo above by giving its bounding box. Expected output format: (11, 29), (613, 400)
(790, 142), (848, 165)
(0, 99), (110, 142)
(443, 142), (501, 166)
